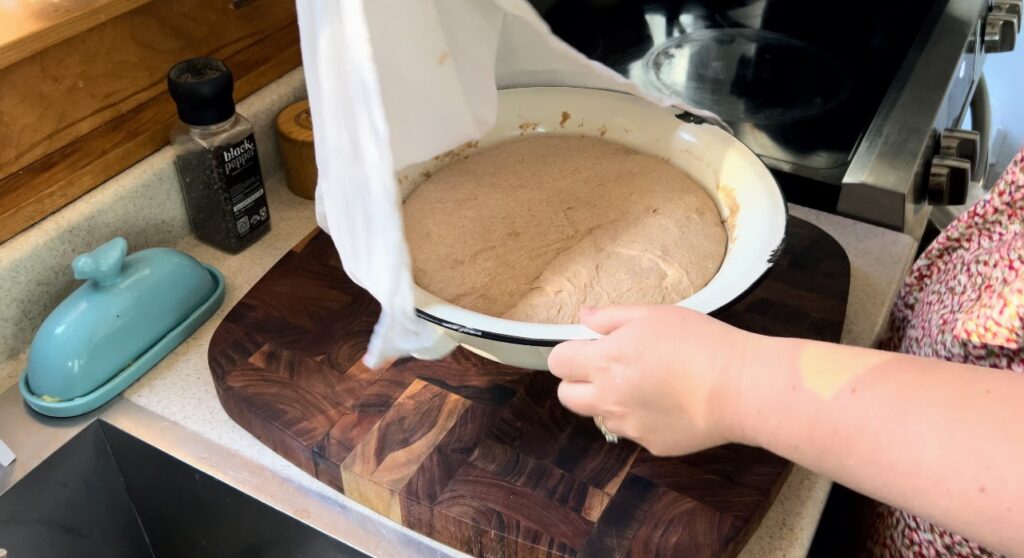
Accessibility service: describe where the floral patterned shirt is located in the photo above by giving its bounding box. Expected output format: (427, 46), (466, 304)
(871, 146), (1024, 557)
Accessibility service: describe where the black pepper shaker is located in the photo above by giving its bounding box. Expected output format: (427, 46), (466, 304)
(167, 57), (271, 253)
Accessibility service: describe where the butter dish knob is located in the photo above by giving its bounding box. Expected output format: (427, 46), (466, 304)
(72, 237), (128, 286)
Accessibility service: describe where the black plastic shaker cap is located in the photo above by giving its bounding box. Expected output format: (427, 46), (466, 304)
(167, 57), (236, 126)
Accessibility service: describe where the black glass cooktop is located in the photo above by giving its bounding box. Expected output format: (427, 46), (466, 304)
(532, 0), (940, 183)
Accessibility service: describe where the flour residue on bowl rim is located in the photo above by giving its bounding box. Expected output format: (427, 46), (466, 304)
(518, 121), (540, 135)
(422, 141), (481, 181)
(432, 140), (479, 164)
(397, 140), (480, 195)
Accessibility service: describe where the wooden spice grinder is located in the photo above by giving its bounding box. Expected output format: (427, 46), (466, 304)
(275, 99), (317, 199)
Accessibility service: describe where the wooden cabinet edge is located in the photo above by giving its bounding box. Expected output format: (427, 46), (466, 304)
(0, 23), (301, 245)
(1, 0), (299, 180)
(0, 0), (152, 70)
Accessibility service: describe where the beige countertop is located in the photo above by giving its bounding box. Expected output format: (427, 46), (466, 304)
(0, 68), (918, 557)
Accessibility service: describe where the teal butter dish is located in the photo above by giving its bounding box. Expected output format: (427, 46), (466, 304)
(19, 237), (225, 417)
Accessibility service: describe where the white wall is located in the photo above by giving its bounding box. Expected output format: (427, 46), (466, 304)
(984, 45), (1024, 186)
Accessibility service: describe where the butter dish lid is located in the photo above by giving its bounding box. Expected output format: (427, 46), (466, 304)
(20, 238), (225, 417)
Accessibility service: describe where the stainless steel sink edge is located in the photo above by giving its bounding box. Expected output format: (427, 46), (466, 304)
(0, 386), (461, 558)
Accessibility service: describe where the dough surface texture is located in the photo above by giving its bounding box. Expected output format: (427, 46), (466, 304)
(403, 135), (727, 324)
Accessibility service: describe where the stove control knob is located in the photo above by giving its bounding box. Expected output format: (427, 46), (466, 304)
(985, 13), (1019, 52)
(928, 157), (972, 205)
(938, 129), (981, 171)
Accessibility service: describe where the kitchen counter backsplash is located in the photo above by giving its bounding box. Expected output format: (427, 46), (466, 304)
(0, 68), (308, 365)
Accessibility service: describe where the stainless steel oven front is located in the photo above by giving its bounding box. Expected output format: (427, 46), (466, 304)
(839, 0), (1018, 236)
(531, 0), (1019, 237)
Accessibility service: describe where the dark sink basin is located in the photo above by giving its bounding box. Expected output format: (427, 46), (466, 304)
(0, 421), (367, 557)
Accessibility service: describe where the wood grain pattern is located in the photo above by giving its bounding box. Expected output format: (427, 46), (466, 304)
(0, 0), (151, 69)
(342, 379), (474, 522)
(276, 99), (317, 199)
(0, 0), (296, 179)
(208, 216), (851, 557)
(0, 0), (300, 244)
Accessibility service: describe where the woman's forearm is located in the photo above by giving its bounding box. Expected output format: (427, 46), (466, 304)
(732, 336), (1024, 555)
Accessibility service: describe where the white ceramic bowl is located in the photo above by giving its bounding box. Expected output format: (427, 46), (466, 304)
(399, 87), (787, 370)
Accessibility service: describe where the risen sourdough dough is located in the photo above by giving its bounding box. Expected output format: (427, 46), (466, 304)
(403, 135), (727, 324)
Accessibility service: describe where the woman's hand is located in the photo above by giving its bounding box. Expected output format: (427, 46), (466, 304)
(548, 305), (756, 456)
(550, 306), (1024, 555)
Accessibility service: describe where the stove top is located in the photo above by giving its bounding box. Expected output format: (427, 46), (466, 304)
(533, 0), (938, 183)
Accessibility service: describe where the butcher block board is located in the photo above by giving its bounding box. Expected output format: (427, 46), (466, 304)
(208, 216), (850, 557)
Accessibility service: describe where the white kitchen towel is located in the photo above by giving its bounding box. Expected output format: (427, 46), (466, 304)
(295, 0), (718, 368)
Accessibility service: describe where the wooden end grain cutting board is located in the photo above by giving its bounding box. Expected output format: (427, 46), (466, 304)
(208, 216), (850, 557)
